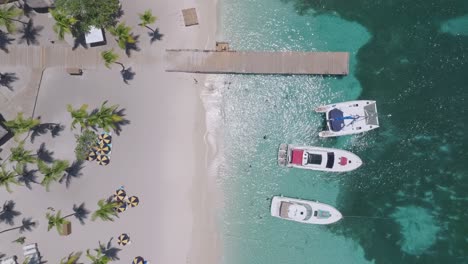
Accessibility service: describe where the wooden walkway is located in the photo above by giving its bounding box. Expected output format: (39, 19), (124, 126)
(0, 46), (103, 68)
(165, 50), (349, 75)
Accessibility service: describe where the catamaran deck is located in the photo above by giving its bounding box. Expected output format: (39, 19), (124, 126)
(165, 49), (349, 75)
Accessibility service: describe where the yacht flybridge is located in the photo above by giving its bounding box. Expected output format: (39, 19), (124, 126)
(315, 100), (379, 137)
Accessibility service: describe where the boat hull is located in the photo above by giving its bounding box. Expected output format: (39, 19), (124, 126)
(278, 144), (362, 172)
(270, 196), (342, 225)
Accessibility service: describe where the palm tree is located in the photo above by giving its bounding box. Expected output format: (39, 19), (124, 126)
(60, 252), (82, 264)
(0, 165), (20, 193)
(0, 2), (24, 33)
(91, 199), (118, 222)
(50, 9), (77, 40)
(3, 112), (40, 140)
(46, 210), (69, 234)
(86, 248), (110, 264)
(88, 102), (123, 132)
(37, 159), (70, 191)
(9, 141), (37, 166)
(108, 22), (135, 50)
(138, 9), (157, 32)
(101, 49), (125, 70)
(67, 104), (90, 130)
(0, 217), (36, 234)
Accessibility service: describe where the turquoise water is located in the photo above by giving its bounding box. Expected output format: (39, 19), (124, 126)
(215, 0), (468, 263)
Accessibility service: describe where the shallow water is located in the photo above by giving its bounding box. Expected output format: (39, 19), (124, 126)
(210, 0), (468, 263)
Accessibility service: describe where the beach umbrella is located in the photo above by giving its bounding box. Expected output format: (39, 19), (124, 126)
(128, 196), (139, 208)
(133, 256), (144, 264)
(98, 133), (112, 145)
(86, 150), (97, 161)
(117, 233), (130, 246)
(115, 201), (127, 213)
(115, 189), (127, 202)
(96, 155), (110, 166)
(95, 143), (111, 155)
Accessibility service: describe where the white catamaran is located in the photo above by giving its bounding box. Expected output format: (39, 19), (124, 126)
(315, 100), (379, 137)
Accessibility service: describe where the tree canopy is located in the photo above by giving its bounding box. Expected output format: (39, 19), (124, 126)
(54, 0), (120, 34)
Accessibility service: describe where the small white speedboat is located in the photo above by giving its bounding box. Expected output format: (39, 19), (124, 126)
(270, 196), (342, 225)
(278, 144), (362, 172)
(315, 100), (379, 137)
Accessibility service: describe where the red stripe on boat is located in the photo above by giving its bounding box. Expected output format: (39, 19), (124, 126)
(291, 149), (304, 165)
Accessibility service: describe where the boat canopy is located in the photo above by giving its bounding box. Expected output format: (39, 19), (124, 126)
(364, 103), (379, 126)
(328, 108), (345, 132)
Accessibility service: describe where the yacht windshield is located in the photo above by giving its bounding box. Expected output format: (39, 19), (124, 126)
(326, 152), (335, 168)
(307, 153), (322, 165)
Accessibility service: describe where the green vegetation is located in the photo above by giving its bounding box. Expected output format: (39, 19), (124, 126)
(74, 130), (98, 161)
(10, 141), (37, 167)
(0, 2), (23, 33)
(88, 102), (123, 132)
(91, 199), (118, 222)
(46, 210), (70, 235)
(67, 104), (90, 130)
(53, 0), (121, 35)
(108, 22), (135, 50)
(138, 9), (157, 31)
(0, 165), (20, 193)
(60, 252), (82, 264)
(50, 8), (77, 40)
(101, 49), (124, 69)
(38, 159), (70, 191)
(86, 248), (110, 264)
(3, 113), (40, 140)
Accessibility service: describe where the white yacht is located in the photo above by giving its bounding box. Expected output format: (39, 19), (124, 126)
(270, 196), (342, 225)
(315, 100), (379, 137)
(278, 144), (362, 172)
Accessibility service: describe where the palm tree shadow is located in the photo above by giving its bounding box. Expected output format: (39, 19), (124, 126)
(72, 34), (88, 50)
(125, 34), (140, 57)
(120, 67), (135, 84)
(72, 202), (90, 224)
(19, 217), (36, 233)
(0, 30), (15, 53)
(17, 166), (39, 190)
(30, 123), (65, 143)
(0, 72), (18, 91)
(15, 2), (35, 18)
(113, 108), (130, 136)
(18, 19), (43, 46)
(60, 160), (85, 188)
(0, 200), (22, 225)
(99, 238), (121, 261)
(36, 143), (55, 163)
(149, 28), (164, 44)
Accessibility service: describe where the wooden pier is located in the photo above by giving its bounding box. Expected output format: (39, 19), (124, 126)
(165, 49), (349, 75)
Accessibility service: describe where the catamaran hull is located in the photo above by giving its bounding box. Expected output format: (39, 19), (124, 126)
(270, 196), (342, 225)
(315, 100), (379, 137)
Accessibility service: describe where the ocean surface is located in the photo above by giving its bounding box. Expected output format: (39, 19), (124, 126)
(205, 0), (468, 263)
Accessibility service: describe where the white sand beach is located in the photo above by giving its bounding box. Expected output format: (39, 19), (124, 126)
(0, 0), (221, 263)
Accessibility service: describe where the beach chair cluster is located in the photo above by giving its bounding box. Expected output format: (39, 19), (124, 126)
(112, 187), (140, 214)
(0, 256), (18, 264)
(86, 132), (112, 166)
(23, 243), (40, 264)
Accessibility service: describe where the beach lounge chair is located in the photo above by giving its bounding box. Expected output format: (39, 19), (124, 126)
(23, 243), (40, 264)
(0, 256), (18, 264)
